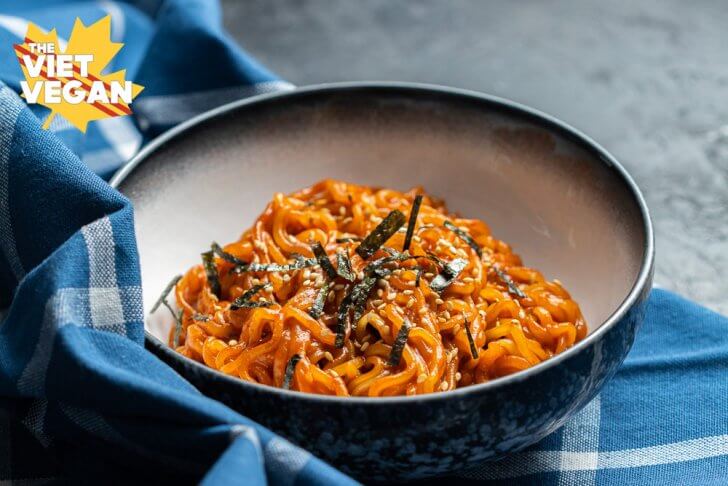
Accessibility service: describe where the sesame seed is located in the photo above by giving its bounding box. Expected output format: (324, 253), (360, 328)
(424, 272), (434, 278)
(377, 289), (384, 297)
(443, 310), (451, 319)
(446, 302), (454, 311)
(382, 325), (390, 336)
(453, 324), (461, 334)
(418, 307), (427, 315)
(455, 372), (462, 381)
(417, 373), (427, 384)
(339, 206), (346, 216)
(342, 217), (352, 224)
(386, 292), (396, 301)
(328, 291), (336, 302)
(435, 298), (444, 305)
(360, 342), (370, 352)
(357, 272), (365, 280)
(303, 269), (311, 280)
(463, 277), (474, 283)
(329, 370), (339, 377)
(371, 299), (383, 307)
(406, 298), (415, 308)
(251, 278), (261, 286)
(377, 279), (388, 288)
(438, 316), (446, 323)
(334, 284), (345, 291)
(282, 274), (291, 282)
(324, 351), (334, 361)
(440, 382), (449, 391)
(377, 303), (386, 310)
(403, 290), (413, 296)
(302, 279), (311, 286)
(228, 339), (238, 346)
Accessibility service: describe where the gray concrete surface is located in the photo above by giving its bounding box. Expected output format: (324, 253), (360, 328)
(222, 0), (728, 315)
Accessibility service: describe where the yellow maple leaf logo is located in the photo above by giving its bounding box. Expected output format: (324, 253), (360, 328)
(13, 15), (144, 132)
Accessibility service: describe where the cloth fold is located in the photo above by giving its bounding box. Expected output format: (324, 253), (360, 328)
(0, 1), (726, 485)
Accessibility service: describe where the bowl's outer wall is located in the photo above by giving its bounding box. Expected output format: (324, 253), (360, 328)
(148, 278), (650, 481)
(116, 84), (654, 481)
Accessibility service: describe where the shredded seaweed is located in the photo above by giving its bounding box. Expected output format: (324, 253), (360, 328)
(232, 255), (316, 274)
(388, 320), (411, 366)
(429, 258), (468, 292)
(151, 274), (182, 313)
(336, 251), (356, 282)
(201, 251), (221, 298)
(283, 354), (302, 390)
(192, 313), (212, 322)
(312, 242), (337, 280)
(172, 308), (184, 348)
(464, 319), (479, 359)
(335, 267), (394, 347)
(230, 283), (273, 310)
(355, 209), (406, 260)
(309, 281), (330, 319)
(414, 266), (422, 288)
(211, 241), (247, 266)
(403, 195), (423, 251)
(494, 266), (526, 298)
(336, 237), (361, 243)
(444, 220), (482, 258)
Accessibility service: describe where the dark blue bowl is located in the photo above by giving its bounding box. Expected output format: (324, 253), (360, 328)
(112, 83), (654, 482)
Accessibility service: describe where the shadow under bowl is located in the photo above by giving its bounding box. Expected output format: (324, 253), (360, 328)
(111, 82), (654, 482)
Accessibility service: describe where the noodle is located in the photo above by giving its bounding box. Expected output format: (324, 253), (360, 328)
(165, 179), (587, 396)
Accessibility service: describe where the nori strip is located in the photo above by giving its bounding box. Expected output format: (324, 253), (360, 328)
(336, 251), (356, 282)
(211, 241), (247, 266)
(230, 283), (273, 310)
(388, 320), (411, 366)
(414, 266), (422, 288)
(429, 258), (468, 292)
(309, 281), (330, 319)
(172, 308), (184, 348)
(282, 354), (302, 390)
(232, 256), (317, 274)
(336, 237), (361, 243)
(403, 195), (423, 251)
(464, 319), (479, 359)
(201, 251), (221, 298)
(151, 274), (182, 313)
(355, 209), (406, 260)
(444, 220), (482, 258)
(335, 267), (394, 347)
(312, 242), (337, 280)
(494, 266), (526, 298)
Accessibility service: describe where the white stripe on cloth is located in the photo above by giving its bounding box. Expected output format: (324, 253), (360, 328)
(16, 286), (142, 395)
(134, 81), (295, 128)
(230, 424), (264, 462)
(459, 434), (728, 480)
(98, 0), (125, 43)
(81, 217), (126, 332)
(264, 436), (312, 486)
(558, 395), (601, 486)
(94, 116), (142, 164)
(0, 85), (26, 282)
(0, 14), (68, 50)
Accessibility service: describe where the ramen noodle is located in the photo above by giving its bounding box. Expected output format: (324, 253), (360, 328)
(154, 179), (587, 397)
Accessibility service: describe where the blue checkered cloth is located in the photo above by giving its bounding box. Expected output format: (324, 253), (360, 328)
(1, 1), (726, 485)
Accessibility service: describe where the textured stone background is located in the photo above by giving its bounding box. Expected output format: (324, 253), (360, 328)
(222, 0), (728, 315)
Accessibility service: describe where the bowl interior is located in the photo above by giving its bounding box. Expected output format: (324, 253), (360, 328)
(116, 85), (647, 343)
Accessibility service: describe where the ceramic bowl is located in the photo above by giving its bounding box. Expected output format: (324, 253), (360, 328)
(111, 82), (654, 482)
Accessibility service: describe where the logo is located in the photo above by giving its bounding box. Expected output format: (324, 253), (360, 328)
(13, 15), (143, 132)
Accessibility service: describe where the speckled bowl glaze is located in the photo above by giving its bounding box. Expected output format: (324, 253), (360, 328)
(111, 83), (654, 482)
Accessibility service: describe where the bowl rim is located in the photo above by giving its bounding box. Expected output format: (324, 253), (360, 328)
(111, 81), (655, 405)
